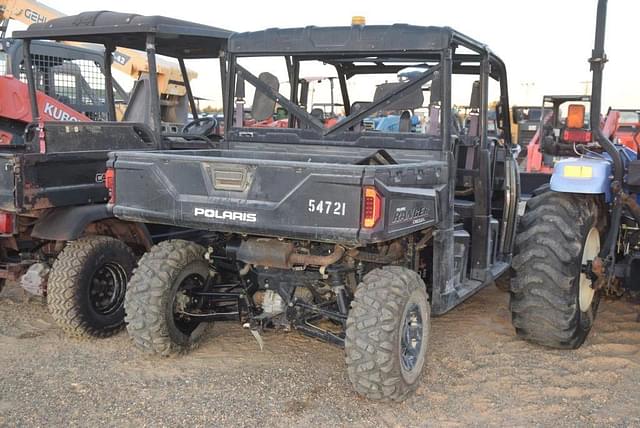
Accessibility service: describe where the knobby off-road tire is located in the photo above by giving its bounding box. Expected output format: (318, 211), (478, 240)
(510, 191), (606, 349)
(125, 240), (210, 356)
(48, 236), (136, 338)
(345, 266), (430, 401)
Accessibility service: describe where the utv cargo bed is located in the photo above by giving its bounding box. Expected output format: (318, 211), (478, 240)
(109, 145), (448, 245)
(0, 122), (158, 212)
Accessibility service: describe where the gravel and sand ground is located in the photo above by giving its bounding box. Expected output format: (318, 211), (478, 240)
(1, 283), (639, 427)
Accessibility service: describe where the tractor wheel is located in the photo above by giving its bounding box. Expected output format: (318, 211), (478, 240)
(510, 191), (606, 349)
(125, 240), (210, 356)
(48, 236), (136, 338)
(345, 266), (430, 401)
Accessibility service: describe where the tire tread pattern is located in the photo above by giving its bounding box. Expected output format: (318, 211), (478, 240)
(510, 191), (604, 349)
(345, 266), (429, 401)
(125, 239), (206, 356)
(48, 235), (135, 338)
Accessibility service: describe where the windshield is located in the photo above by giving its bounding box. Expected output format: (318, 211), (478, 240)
(230, 55), (442, 138)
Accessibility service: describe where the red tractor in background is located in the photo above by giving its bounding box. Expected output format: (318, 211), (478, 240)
(523, 95), (621, 174)
(610, 108), (640, 152)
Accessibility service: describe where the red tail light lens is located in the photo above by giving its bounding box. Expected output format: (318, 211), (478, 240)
(362, 186), (382, 229)
(105, 168), (115, 203)
(0, 212), (13, 234)
(563, 129), (592, 143)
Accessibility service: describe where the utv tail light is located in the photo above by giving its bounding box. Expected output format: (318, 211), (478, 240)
(362, 186), (382, 229)
(0, 212), (13, 234)
(563, 129), (592, 143)
(105, 168), (116, 203)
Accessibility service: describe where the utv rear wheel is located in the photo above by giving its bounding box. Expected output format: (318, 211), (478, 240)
(125, 240), (210, 356)
(510, 191), (606, 349)
(48, 236), (136, 338)
(345, 266), (430, 401)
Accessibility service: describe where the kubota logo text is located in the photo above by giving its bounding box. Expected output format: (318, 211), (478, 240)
(43, 102), (80, 122)
(194, 208), (257, 223)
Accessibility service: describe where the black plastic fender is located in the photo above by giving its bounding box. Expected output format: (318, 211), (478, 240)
(32, 205), (115, 241)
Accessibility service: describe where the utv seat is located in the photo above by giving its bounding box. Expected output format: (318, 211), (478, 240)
(310, 108), (325, 124)
(122, 76), (154, 130)
(399, 110), (412, 132)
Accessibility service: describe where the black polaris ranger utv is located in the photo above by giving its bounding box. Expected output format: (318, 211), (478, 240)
(3, 12), (229, 337)
(109, 24), (519, 400)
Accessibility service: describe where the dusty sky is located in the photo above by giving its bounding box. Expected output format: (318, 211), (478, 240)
(8, 0), (640, 111)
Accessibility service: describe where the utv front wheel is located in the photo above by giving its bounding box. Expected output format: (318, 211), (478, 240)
(345, 266), (430, 401)
(510, 192), (606, 349)
(48, 236), (136, 338)
(125, 240), (210, 356)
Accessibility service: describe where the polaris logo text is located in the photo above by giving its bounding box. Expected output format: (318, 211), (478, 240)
(194, 208), (257, 223)
(43, 102), (79, 122)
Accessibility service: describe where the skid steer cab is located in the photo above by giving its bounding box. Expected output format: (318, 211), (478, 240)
(0, 11), (231, 340)
(511, 0), (640, 351)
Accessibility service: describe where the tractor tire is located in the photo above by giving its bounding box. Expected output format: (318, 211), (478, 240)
(510, 191), (606, 349)
(125, 240), (210, 356)
(48, 236), (136, 338)
(345, 266), (430, 401)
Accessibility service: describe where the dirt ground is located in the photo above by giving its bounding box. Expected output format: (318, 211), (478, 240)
(1, 283), (639, 427)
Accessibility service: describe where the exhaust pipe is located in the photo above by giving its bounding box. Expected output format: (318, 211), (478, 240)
(229, 238), (345, 269)
(589, 0), (624, 265)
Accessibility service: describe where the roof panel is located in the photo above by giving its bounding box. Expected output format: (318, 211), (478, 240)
(228, 25), (458, 55)
(13, 11), (231, 59)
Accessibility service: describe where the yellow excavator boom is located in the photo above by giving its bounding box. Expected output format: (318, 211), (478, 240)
(0, 0), (195, 97)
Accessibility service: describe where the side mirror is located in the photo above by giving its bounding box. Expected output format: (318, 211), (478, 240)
(429, 72), (441, 104)
(251, 72), (279, 122)
(469, 81), (481, 110)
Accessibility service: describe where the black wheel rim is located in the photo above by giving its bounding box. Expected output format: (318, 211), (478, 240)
(171, 273), (206, 335)
(400, 303), (424, 372)
(89, 262), (128, 315)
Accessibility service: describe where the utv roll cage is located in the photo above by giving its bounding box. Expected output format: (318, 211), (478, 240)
(220, 25), (516, 310)
(13, 11), (231, 142)
(224, 24), (513, 151)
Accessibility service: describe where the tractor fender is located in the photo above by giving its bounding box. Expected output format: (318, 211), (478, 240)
(550, 158), (612, 202)
(31, 205), (152, 250)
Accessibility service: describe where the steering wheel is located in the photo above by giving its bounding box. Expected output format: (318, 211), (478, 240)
(183, 117), (218, 137)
